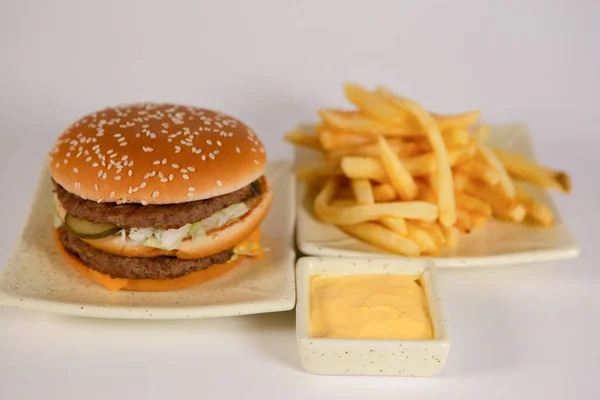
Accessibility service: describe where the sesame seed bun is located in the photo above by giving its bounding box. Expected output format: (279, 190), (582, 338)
(77, 184), (273, 259)
(48, 103), (267, 204)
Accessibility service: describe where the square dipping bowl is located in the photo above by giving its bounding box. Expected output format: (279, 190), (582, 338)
(296, 257), (450, 377)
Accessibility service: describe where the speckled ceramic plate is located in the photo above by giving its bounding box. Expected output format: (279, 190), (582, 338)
(296, 125), (580, 267)
(0, 162), (295, 319)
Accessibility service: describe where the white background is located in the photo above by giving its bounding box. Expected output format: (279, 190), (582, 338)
(1, 1), (599, 399)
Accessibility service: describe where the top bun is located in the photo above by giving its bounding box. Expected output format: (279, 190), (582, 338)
(48, 104), (266, 204)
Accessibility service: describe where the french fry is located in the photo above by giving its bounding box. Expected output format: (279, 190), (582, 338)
(350, 179), (375, 205)
(455, 209), (473, 233)
(377, 136), (418, 200)
(433, 110), (482, 130)
(493, 148), (571, 193)
(318, 110), (417, 136)
(372, 183), (397, 202)
(515, 186), (554, 227)
(342, 144), (477, 182)
(413, 221), (446, 247)
(454, 160), (501, 185)
(327, 139), (420, 160)
(416, 180), (437, 203)
(295, 161), (342, 184)
(446, 141), (478, 166)
(442, 128), (472, 146)
(473, 124), (516, 198)
(340, 222), (421, 256)
(344, 83), (411, 125)
(331, 198), (357, 207)
(469, 211), (489, 228)
(314, 178), (439, 224)
(465, 180), (526, 222)
(417, 128), (471, 151)
(375, 87), (456, 226)
(440, 225), (460, 247)
(455, 191), (493, 217)
(406, 222), (440, 255)
(452, 171), (469, 192)
(341, 157), (388, 183)
(380, 217), (408, 235)
(284, 131), (322, 150)
(318, 129), (374, 150)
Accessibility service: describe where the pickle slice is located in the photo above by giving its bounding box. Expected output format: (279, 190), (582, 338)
(64, 213), (120, 239)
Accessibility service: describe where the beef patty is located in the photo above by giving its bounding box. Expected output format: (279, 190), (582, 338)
(58, 226), (233, 279)
(54, 177), (264, 229)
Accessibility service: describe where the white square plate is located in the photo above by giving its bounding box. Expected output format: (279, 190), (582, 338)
(0, 161), (296, 319)
(296, 125), (580, 267)
(296, 256), (450, 376)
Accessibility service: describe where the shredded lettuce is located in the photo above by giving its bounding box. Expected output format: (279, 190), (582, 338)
(53, 212), (63, 228)
(127, 202), (250, 250)
(190, 203), (250, 239)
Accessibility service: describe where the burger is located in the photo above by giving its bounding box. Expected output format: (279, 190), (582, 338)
(48, 103), (273, 291)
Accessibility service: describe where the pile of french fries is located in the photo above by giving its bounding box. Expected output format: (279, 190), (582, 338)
(286, 83), (572, 256)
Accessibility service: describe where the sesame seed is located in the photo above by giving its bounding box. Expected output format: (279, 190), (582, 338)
(97, 170), (103, 177)
(102, 173), (107, 179)
(181, 168), (188, 173)
(168, 174), (174, 181)
(161, 158), (167, 164)
(143, 173), (151, 179)
(182, 174), (189, 180)
(63, 159), (68, 164)
(94, 184), (99, 191)
(152, 191), (159, 198)
(188, 187), (195, 192)
(259, 147), (265, 153)
(187, 166), (195, 172)
(150, 171), (156, 177)
(140, 182), (147, 188)
(209, 153), (215, 160)
(54, 163), (60, 168)
(128, 170), (133, 177)
(117, 137), (125, 142)
(160, 178), (168, 183)
(114, 176), (121, 180)
(75, 182), (81, 190)
(236, 147), (241, 153)
(120, 142), (127, 147)
(216, 180), (222, 187)
(152, 160), (161, 165)
(172, 164), (179, 169)
(253, 160), (259, 164)
(251, 148), (257, 152)
(141, 200), (148, 205)
(128, 187), (133, 194)
(143, 147), (154, 152)
(107, 149), (113, 154)
(214, 150), (220, 155)
(73, 167), (79, 173)
(158, 172), (164, 178)
(216, 141), (222, 146)
(85, 156), (92, 162)
(92, 162), (99, 167)
(201, 155), (206, 161)
(206, 140), (212, 145)
(110, 191), (115, 199)
(187, 193), (194, 198)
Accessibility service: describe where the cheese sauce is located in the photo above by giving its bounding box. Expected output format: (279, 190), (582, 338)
(310, 274), (433, 340)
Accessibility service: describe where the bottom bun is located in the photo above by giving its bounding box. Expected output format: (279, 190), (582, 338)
(54, 229), (242, 292)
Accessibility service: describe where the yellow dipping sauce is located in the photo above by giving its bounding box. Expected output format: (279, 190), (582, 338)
(310, 274), (433, 340)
